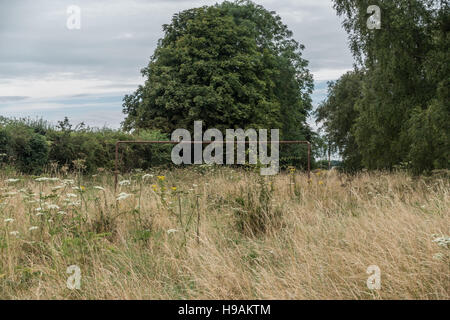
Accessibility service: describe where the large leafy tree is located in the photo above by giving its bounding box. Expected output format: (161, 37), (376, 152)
(328, 0), (449, 172)
(122, 0), (313, 144)
(315, 70), (364, 171)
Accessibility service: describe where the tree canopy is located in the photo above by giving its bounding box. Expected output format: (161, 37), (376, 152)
(318, 0), (449, 173)
(122, 0), (314, 143)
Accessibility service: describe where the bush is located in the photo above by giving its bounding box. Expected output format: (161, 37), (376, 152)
(0, 122), (49, 174)
(0, 117), (173, 174)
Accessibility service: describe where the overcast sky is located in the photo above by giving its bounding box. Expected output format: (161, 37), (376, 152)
(0, 0), (353, 129)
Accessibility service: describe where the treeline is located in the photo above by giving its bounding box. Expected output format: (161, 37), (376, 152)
(0, 117), (172, 174)
(0, 117), (324, 175)
(316, 0), (449, 174)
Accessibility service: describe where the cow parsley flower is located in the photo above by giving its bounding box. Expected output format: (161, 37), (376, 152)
(432, 235), (450, 248)
(35, 177), (50, 182)
(119, 180), (131, 186)
(433, 253), (444, 260)
(46, 204), (60, 210)
(116, 192), (132, 201)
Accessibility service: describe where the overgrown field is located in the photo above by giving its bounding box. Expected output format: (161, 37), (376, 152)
(0, 167), (448, 299)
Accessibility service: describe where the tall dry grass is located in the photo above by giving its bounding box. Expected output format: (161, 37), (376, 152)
(0, 167), (448, 299)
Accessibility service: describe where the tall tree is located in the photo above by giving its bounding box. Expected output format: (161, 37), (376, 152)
(122, 0), (313, 144)
(330, 0), (449, 171)
(315, 70), (364, 171)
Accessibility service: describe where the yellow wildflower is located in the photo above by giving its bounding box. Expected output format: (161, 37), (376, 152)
(157, 176), (165, 181)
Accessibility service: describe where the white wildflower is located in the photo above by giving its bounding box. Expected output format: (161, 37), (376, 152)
(142, 174), (153, 180)
(432, 236), (450, 248)
(66, 193), (77, 198)
(94, 186), (105, 191)
(68, 201), (81, 207)
(167, 229), (178, 234)
(9, 231), (19, 236)
(29, 226), (38, 231)
(5, 178), (20, 183)
(433, 253), (444, 260)
(116, 192), (132, 201)
(62, 179), (75, 185)
(58, 211), (66, 215)
(119, 180), (131, 186)
(46, 204), (60, 210)
(51, 185), (64, 191)
(4, 218), (14, 223)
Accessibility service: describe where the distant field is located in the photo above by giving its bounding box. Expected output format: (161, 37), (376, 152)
(0, 167), (448, 299)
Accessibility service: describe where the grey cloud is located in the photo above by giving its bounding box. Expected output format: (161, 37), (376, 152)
(0, 0), (352, 125)
(0, 96), (30, 102)
(0, 0), (352, 79)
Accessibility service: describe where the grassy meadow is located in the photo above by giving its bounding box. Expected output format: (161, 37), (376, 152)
(0, 166), (448, 299)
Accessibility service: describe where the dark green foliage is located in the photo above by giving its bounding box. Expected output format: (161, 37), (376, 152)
(0, 117), (172, 174)
(0, 121), (49, 174)
(122, 0), (314, 167)
(317, 0), (449, 173)
(315, 70), (364, 171)
(407, 80), (450, 174)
